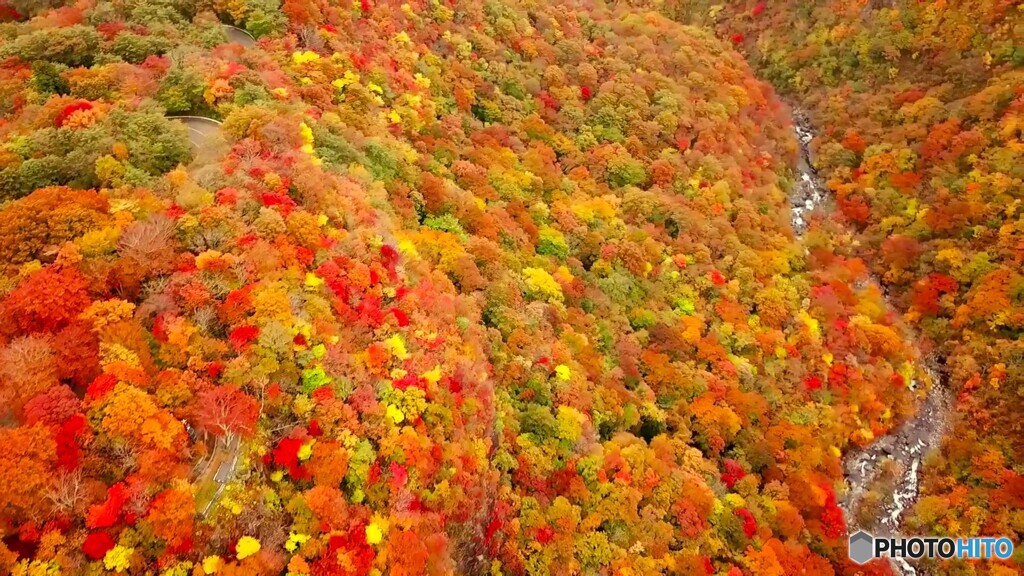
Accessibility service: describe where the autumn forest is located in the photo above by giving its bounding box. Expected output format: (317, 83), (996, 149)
(0, 0), (1020, 575)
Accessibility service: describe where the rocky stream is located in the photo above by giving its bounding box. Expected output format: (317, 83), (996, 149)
(789, 109), (953, 576)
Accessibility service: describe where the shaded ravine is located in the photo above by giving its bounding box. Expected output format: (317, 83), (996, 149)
(788, 109), (953, 575)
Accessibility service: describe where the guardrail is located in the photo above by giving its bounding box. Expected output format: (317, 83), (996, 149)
(166, 115), (223, 126)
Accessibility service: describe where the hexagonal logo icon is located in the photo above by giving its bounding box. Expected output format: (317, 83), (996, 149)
(849, 531), (875, 564)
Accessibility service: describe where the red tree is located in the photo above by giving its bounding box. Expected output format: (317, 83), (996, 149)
(194, 385), (260, 438)
(0, 267), (92, 336)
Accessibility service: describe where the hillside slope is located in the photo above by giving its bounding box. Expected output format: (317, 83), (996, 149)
(652, 0), (1023, 573)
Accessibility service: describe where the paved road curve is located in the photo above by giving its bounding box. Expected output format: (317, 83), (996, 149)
(222, 25), (256, 48)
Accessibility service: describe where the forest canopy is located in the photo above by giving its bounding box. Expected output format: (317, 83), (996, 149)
(0, 0), (1019, 575)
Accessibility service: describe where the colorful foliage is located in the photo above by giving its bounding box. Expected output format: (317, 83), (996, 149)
(657, 0), (1024, 571)
(0, 0), (1010, 574)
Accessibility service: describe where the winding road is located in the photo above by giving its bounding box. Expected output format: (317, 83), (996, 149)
(170, 24), (256, 519)
(788, 110), (952, 575)
(170, 112), (237, 517)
